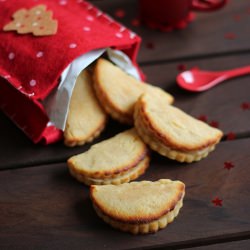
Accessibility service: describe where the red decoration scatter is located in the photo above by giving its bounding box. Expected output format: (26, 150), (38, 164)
(175, 20), (188, 30)
(224, 161), (235, 170)
(224, 32), (236, 40)
(212, 197), (223, 207)
(209, 120), (219, 128)
(145, 42), (155, 49)
(191, 66), (200, 71)
(226, 132), (236, 140)
(146, 21), (158, 30)
(198, 115), (208, 123)
(131, 18), (140, 27)
(233, 15), (241, 21)
(188, 12), (196, 22)
(241, 102), (250, 110)
(177, 64), (187, 72)
(197, 115), (219, 128)
(114, 9), (126, 18)
(159, 25), (173, 32)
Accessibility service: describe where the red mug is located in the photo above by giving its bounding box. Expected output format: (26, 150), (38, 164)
(139, 0), (228, 31)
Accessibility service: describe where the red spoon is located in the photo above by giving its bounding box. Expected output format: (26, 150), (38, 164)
(176, 65), (250, 92)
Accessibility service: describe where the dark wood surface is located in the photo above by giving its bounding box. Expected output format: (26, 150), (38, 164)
(1, 0), (250, 249)
(193, 240), (250, 250)
(1, 138), (250, 249)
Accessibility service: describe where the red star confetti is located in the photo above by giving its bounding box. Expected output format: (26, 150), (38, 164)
(212, 197), (223, 207)
(131, 18), (140, 27)
(177, 64), (187, 72)
(188, 12), (196, 22)
(197, 115), (208, 123)
(114, 9), (126, 18)
(224, 161), (235, 170)
(159, 25), (173, 32)
(241, 102), (250, 110)
(226, 132), (236, 140)
(145, 42), (155, 49)
(224, 32), (236, 40)
(209, 120), (219, 128)
(175, 20), (188, 30)
(233, 15), (241, 21)
(191, 66), (200, 71)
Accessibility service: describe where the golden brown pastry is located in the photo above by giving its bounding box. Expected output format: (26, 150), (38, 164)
(134, 94), (223, 162)
(90, 179), (185, 234)
(93, 58), (174, 124)
(67, 129), (149, 185)
(64, 70), (107, 147)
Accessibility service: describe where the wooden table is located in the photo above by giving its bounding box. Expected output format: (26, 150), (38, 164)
(1, 0), (250, 249)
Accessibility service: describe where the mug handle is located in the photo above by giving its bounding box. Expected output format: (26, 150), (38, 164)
(191, 0), (227, 11)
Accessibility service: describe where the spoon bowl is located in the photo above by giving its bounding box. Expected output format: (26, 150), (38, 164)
(176, 66), (250, 92)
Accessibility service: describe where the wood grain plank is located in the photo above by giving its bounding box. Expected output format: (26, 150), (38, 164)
(191, 239), (250, 250)
(0, 138), (250, 249)
(94, 0), (250, 63)
(1, 53), (250, 170)
(0, 111), (129, 169)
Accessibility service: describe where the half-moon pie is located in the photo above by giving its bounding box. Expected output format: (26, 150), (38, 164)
(134, 94), (223, 162)
(93, 58), (174, 124)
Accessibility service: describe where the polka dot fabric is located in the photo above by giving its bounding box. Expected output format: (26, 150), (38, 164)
(0, 0), (141, 144)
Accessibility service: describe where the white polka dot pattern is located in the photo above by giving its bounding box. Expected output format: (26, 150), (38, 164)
(36, 51), (44, 58)
(29, 79), (36, 87)
(8, 52), (15, 60)
(69, 43), (77, 48)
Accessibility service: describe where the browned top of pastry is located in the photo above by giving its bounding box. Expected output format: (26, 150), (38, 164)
(90, 179), (185, 224)
(135, 94), (223, 152)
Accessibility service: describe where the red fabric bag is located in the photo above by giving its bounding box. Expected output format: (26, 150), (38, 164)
(0, 0), (141, 144)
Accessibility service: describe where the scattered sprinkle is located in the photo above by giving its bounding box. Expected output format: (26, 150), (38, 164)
(114, 9), (126, 18)
(209, 120), (219, 128)
(177, 64), (187, 72)
(224, 32), (236, 40)
(241, 102), (250, 110)
(131, 18), (140, 27)
(145, 42), (155, 49)
(197, 115), (208, 123)
(233, 14), (241, 21)
(212, 197), (223, 207)
(224, 161), (235, 170)
(226, 132), (236, 140)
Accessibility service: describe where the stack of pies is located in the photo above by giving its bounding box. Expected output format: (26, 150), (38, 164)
(65, 57), (223, 234)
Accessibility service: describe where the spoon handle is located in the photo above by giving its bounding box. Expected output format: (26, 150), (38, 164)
(222, 65), (250, 79)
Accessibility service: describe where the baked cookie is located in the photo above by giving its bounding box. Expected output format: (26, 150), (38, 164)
(90, 179), (185, 234)
(93, 58), (174, 124)
(64, 70), (107, 147)
(67, 128), (149, 185)
(134, 94), (223, 162)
